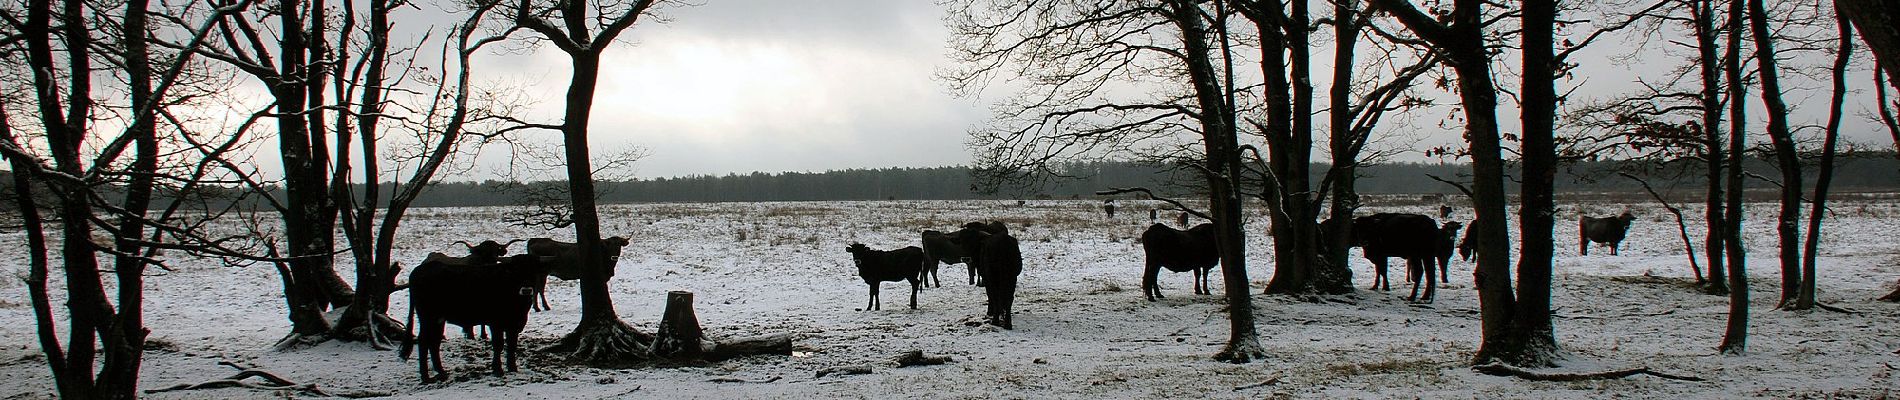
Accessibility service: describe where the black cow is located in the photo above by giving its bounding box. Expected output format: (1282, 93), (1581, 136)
(525, 236), (631, 310)
(1139, 223), (1219, 301)
(1427, 221), (1462, 284)
(920, 230), (972, 288)
(845, 243), (926, 311)
(1103, 199), (1117, 219)
(1580, 212), (1636, 255)
(1457, 223), (1478, 263)
(952, 221), (1007, 286)
(421, 239), (518, 338)
(1349, 213), (1441, 303)
(977, 223), (1023, 329)
(400, 254), (554, 383)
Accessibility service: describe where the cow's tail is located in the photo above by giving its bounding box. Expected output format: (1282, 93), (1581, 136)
(398, 297), (416, 361)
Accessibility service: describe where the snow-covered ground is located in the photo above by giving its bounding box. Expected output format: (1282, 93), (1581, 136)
(0, 199), (1895, 399)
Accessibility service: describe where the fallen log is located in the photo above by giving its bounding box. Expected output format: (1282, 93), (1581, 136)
(893, 349), (951, 367)
(1473, 363), (1704, 382)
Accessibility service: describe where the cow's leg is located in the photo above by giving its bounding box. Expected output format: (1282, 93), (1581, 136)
(908, 277), (920, 310)
(1440, 256), (1450, 284)
(1370, 258), (1389, 291)
(964, 257), (977, 285)
(867, 283), (880, 311)
(1611, 242), (1620, 256)
(419, 318), (446, 382)
(1423, 259), (1438, 303)
(999, 278), (1017, 330)
(489, 328), (505, 377)
(1143, 262), (1163, 301)
(1407, 259), (1422, 302)
(505, 329), (521, 372)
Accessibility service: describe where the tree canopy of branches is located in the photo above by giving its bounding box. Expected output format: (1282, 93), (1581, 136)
(943, 0), (1267, 362)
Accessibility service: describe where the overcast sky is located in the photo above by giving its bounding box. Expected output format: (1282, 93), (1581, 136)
(429, 0), (1884, 181)
(456, 1), (985, 180)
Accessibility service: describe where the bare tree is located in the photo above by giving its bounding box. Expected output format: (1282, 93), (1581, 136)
(944, 0), (1266, 362)
(1834, 0), (1900, 303)
(507, 0), (668, 362)
(1370, 0), (1571, 367)
(1719, 0), (1750, 354)
(0, 0), (246, 395)
(1234, 0), (1354, 296)
(1746, 0), (1806, 310)
(1320, 0), (1440, 280)
(328, 0), (518, 347)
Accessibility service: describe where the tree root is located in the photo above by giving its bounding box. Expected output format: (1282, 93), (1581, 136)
(546, 317), (653, 365)
(143, 361), (391, 397)
(1214, 336), (1268, 364)
(1473, 363), (1705, 382)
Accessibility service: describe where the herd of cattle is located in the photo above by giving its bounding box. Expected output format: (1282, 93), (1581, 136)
(395, 236), (631, 382)
(387, 207), (1639, 383)
(846, 209), (1643, 326)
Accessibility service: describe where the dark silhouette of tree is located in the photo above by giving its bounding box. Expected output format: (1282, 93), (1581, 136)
(943, 0), (1266, 362)
(508, 0), (669, 363)
(0, 0), (246, 395)
(1746, 0), (1806, 310)
(1719, 0), (1750, 354)
(1370, 0), (1562, 367)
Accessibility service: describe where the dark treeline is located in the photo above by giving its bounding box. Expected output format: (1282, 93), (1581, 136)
(5, 154), (1897, 211)
(407, 153), (1900, 207)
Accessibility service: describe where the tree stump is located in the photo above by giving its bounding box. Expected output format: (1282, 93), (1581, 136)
(649, 291), (793, 362)
(650, 291), (705, 360)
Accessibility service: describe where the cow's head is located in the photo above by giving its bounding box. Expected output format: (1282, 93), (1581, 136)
(457, 239), (511, 262)
(845, 243), (871, 267)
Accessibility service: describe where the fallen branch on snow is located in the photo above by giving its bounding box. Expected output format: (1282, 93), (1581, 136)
(1473, 363), (1704, 382)
(144, 361), (386, 398)
(1233, 375), (1282, 391)
(894, 350), (952, 367)
(707, 376), (782, 384)
(1557, 307), (1678, 320)
(815, 365), (873, 378)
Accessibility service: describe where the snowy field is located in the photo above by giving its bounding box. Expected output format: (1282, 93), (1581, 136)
(0, 199), (1896, 399)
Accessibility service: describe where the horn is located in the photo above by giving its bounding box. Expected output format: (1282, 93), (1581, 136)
(454, 240), (476, 250)
(502, 238), (527, 247)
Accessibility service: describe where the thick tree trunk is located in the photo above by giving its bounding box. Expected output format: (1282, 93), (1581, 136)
(1837, 0), (1900, 91)
(1697, 0), (1730, 295)
(1509, 0), (1563, 367)
(1719, 0), (1751, 354)
(546, 51), (650, 363)
(1166, 1), (1264, 363)
(1747, 0), (1805, 310)
(1797, 12), (1852, 310)
(1325, 0), (1362, 279)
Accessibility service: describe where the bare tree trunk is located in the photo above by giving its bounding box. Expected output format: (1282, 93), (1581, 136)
(1165, 0), (1264, 363)
(1371, 0), (1545, 367)
(1325, 0), (1363, 277)
(1837, 0), (1900, 92)
(1719, 0), (1751, 353)
(1244, 0), (1346, 297)
(1746, 0), (1805, 310)
(1799, 11), (1852, 310)
(1511, 0), (1563, 367)
(1696, 0), (1730, 295)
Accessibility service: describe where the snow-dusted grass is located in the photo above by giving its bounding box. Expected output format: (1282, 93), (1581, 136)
(0, 199), (1895, 399)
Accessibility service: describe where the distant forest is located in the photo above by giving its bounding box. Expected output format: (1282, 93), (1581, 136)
(6, 153), (1899, 210)
(399, 153), (1900, 207)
